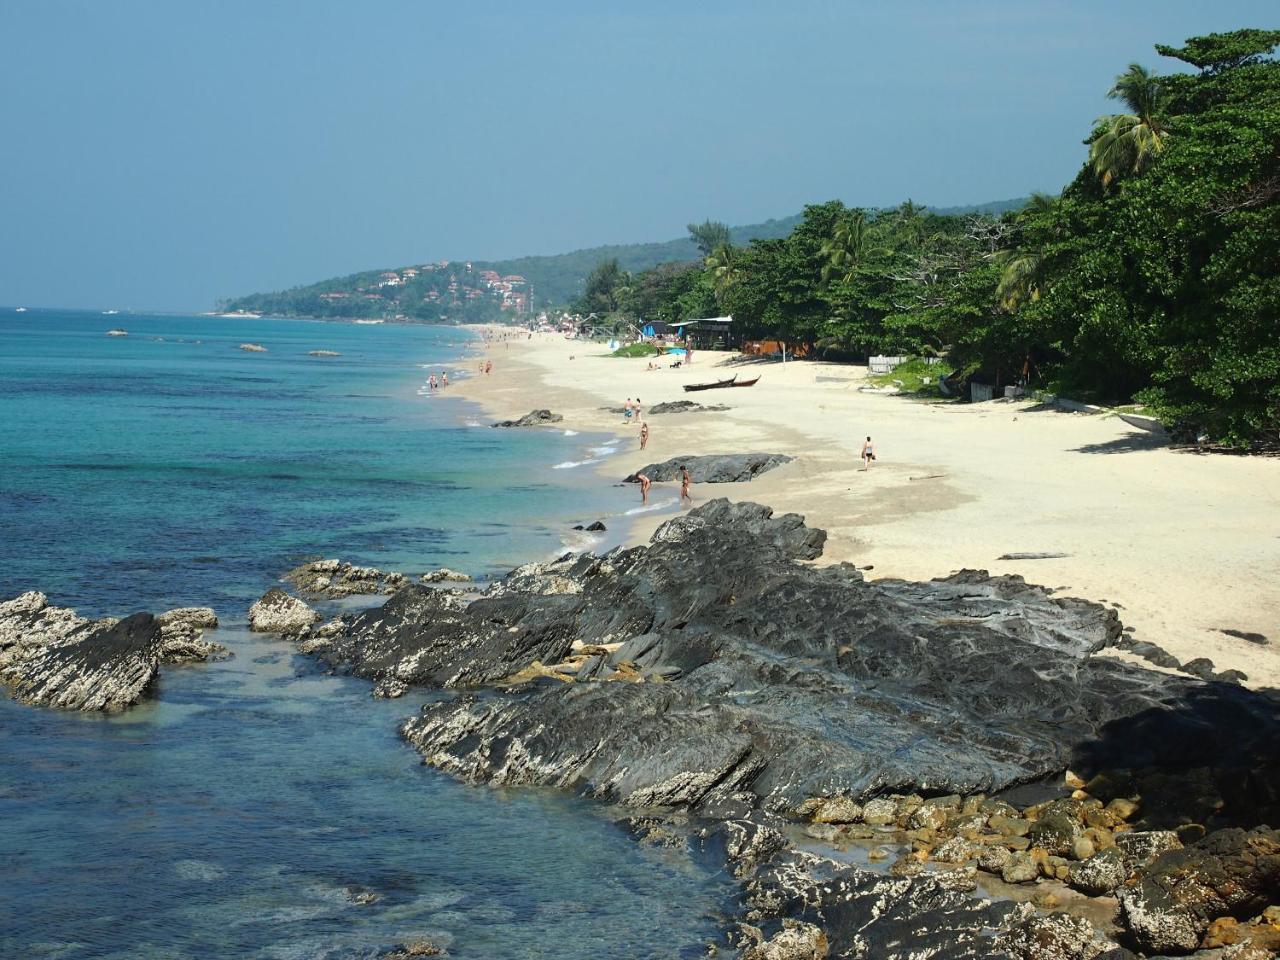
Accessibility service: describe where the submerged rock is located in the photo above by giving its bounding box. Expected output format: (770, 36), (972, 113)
(284, 558), (408, 598)
(248, 588), (319, 634)
(625, 453), (793, 483)
(238, 343), (267, 352)
(491, 409), (562, 427)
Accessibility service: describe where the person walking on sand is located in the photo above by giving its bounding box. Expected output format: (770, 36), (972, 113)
(635, 397), (643, 424)
(680, 464), (693, 506)
(637, 472), (651, 504)
(640, 421), (650, 450)
(441, 371), (449, 388)
(624, 398), (633, 423)
(861, 436), (876, 470)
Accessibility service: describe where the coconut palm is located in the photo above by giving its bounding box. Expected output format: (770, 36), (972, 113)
(993, 194), (1061, 310)
(819, 210), (869, 285)
(1089, 64), (1169, 187)
(705, 242), (738, 306)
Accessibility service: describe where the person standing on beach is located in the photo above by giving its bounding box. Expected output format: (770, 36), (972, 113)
(637, 472), (651, 504)
(624, 398), (633, 423)
(640, 421), (649, 449)
(861, 436), (876, 470)
(635, 397), (642, 424)
(441, 371), (449, 388)
(680, 464), (692, 506)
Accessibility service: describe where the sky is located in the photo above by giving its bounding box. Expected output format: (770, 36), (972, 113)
(1, 1), (1274, 311)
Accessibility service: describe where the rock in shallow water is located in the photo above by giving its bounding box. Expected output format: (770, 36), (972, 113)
(0, 592), (162, 711)
(491, 409), (562, 428)
(284, 558), (408, 598)
(248, 588), (319, 634)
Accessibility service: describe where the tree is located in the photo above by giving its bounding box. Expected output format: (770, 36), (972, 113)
(1155, 29), (1280, 73)
(819, 209), (869, 285)
(687, 220), (731, 257)
(576, 258), (628, 315)
(1089, 63), (1170, 187)
(705, 242), (739, 308)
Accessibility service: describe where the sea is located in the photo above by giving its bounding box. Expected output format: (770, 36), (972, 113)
(0, 309), (730, 959)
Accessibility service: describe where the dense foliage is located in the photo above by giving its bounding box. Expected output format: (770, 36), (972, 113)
(578, 30), (1279, 447)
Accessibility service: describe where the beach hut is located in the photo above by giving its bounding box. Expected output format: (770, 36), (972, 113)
(676, 316), (735, 349)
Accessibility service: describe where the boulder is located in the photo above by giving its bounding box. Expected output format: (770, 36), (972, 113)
(491, 409), (562, 427)
(810, 797), (862, 824)
(625, 453), (793, 483)
(1068, 847), (1128, 896)
(238, 343), (266, 352)
(248, 589), (319, 634)
(1114, 830), (1182, 865)
(1116, 827), (1280, 955)
(1002, 852), (1040, 884)
(648, 400), (729, 415)
(156, 607), (228, 662)
(994, 913), (1107, 960)
(739, 919), (828, 960)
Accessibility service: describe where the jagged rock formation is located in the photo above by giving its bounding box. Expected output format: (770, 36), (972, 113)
(284, 559), (408, 598)
(248, 588), (319, 634)
(491, 409), (562, 427)
(290, 500), (1280, 957)
(625, 453), (793, 483)
(0, 592), (162, 711)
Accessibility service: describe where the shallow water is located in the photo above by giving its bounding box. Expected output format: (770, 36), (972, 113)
(0, 310), (732, 958)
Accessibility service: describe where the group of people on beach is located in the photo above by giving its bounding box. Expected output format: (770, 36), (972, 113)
(479, 360), (493, 375)
(426, 371), (449, 390)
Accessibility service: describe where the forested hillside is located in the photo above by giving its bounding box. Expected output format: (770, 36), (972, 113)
(221, 199), (1027, 321)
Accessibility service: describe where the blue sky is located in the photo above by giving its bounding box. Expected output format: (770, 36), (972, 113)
(1, 1), (1274, 311)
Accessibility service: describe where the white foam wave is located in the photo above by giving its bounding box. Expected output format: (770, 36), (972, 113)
(562, 429), (579, 436)
(623, 497), (678, 515)
(552, 458), (602, 470)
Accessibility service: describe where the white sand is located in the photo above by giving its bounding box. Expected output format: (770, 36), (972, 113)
(451, 330), (1280, 689)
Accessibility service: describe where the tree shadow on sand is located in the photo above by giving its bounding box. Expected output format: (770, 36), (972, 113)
(1071, 432), (1172, 455)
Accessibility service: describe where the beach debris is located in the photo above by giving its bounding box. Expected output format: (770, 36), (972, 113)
(238, 343), (267, 352)
(999, 551), (1072, 560)
(248, 588), (319, 634)
(625, 453), (793, 483)
(284, 558), (408, 598)
(491, 409), (563, 427)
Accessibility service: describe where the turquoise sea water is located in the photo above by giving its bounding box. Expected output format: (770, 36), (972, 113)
(0, 310), (729, 959)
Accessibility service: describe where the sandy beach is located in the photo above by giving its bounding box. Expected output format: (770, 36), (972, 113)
(450, 328), (1280, 690)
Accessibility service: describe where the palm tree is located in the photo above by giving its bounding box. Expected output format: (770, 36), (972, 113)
(819, 210), (869, 285)
(993, 194), (1060, 310)
(1089, 64), (1169, 187)
(705, 242), (738, 306)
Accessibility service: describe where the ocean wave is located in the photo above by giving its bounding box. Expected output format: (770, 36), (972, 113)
(563, 429), (579, 436)
(624, 496), (678, 515)
(552, 458), (602, 470)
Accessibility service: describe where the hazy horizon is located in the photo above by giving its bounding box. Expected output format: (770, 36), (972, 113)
(2, 0), (1274, 312)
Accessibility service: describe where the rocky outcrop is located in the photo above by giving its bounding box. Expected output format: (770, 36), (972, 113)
(648, 400), (729, 415)
(1, 593), (162, 712)
(156, 607), (227, 662)
(288, 500), (1280, 958)
(307, 349), (341, 357)
(625, 453), (794, 483)
(491, 409), (562, 427)
(284, 559), (408, 598)
(248, 588), (319, 634)
(238, 343), (267, 352)
(420, 567), (472, 584)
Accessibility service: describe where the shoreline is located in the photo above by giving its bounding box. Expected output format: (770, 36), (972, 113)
(447, 327), (1280, 689)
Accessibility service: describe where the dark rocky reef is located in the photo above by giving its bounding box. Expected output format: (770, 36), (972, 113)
(292, 500), (1280, 957)
(625, 453), (793, 483)
(284, 558), (409, 598)
(491, 409), (562, 427)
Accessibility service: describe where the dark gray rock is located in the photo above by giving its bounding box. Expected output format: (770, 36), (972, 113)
(1068, 847), (1129, 896)
(625, 453), (793, 483)
(648, 400), (729, 415)
(1116, 827), (1280, 955)
(11, 612), (161, 712)
(1219, 628), (1267, 645)
(998, 552), (1072, 560)
(1, 591), (165, 711)
(491, 409), (562, 427)
(994, 912), (1108, 960)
